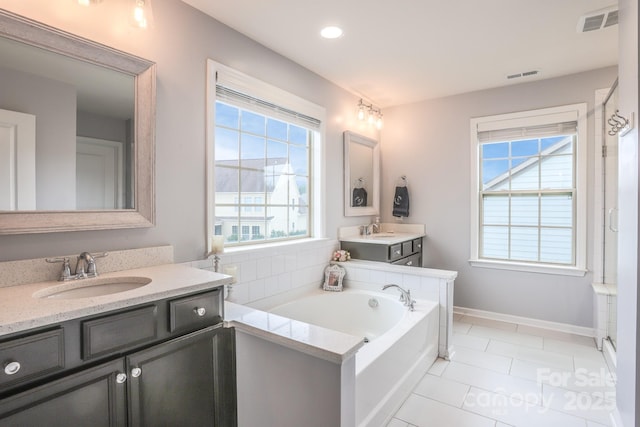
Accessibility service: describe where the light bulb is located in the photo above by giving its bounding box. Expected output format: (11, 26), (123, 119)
(376, 115), (383, 130)
(368, 109), (375, 125)
(357, 105), (365, 121)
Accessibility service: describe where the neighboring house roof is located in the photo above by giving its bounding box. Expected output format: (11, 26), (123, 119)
(484, 136), (572, 191)
(215, 158), (288, 192)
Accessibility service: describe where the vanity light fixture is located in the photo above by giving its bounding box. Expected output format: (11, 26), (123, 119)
(357, 99), (383, 130)
(77, 0), (103, 6)
(133, 0), (152, 29)
(320, 26), (343, 39)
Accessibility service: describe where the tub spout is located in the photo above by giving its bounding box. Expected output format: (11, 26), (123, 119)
(382, 284), (415, 311)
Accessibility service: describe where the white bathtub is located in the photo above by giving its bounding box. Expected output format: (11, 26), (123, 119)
(270, 289), (439, 427)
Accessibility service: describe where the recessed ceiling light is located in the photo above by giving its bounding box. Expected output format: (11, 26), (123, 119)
(320, 26), (343, 39)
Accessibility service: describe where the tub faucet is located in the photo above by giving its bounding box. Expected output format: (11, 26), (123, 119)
(382, 284), (415, 311)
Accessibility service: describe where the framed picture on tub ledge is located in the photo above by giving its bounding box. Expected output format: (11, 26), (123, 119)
(323, 264), (345, 292)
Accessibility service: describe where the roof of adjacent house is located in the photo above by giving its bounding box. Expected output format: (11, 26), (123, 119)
(215, 158), (288, 193)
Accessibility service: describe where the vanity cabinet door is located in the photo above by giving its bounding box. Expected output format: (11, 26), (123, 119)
(0, 358), (126, 427)
(127, 326), (236, 427)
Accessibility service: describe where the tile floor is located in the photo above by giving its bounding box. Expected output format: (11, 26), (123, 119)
(387, 314), (616, 427)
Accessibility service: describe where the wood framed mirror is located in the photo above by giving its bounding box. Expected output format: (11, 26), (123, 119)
(343, 131), (380, 217)
(0, 10), (155, 234)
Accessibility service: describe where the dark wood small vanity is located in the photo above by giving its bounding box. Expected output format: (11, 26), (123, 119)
(0, 287), (236, 427)
(340, 235), (423, 267)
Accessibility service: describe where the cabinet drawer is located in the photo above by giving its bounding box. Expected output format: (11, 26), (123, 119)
(392, 253), (421, 267)
(0, 329), (64, 388)
(169, 289), (222, 333)
(389, 244), (403, 261)
(402, 241), (413, 256)
(82, 305), (157, 360)
(413, 238), (422, 252)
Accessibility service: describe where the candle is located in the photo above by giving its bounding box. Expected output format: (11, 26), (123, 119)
(223, 265), (238, 284)
(210, 235), (225, 254)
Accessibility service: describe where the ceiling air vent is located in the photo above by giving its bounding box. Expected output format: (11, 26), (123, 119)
(506, 70), (539, 80)
(577, 5), (618, 32)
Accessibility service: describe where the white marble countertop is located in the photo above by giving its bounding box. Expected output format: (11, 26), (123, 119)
(225, 302), (364, 365)
(0, 263), (231, 337)
(338, 231), (425, 245)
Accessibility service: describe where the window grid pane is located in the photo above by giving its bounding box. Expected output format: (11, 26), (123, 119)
(215, 101), (311, 245)
(479, 134), (576, 265)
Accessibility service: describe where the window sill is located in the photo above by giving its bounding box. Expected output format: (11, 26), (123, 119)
(468, 259), (587, 277)
(223, 237), (331, 255)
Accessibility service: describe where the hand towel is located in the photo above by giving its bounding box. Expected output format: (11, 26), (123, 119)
(352, 187), (368, 207)
(393, 186), (409, 217)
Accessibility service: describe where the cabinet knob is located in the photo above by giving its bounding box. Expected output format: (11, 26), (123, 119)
(4, 361), (20, 375)
(115, 373), (127, 384)
(194, 307), (206, 317)
(394, 250), (401, 255)
(131, 367), (142, 378)
(406, 261), (413, 266)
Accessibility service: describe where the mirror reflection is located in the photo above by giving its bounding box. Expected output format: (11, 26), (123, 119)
(0, 35), (135, 211)
(343, 131), (380, 217)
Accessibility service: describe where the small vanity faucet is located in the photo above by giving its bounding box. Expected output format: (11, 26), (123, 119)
(46, 251), (108, 281)
(382, 284), (416, 311)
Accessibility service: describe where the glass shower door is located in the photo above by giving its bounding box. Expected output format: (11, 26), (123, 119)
(603, 81), (619, 349)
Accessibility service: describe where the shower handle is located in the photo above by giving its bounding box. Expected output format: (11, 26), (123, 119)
(608, 207), (618, 232)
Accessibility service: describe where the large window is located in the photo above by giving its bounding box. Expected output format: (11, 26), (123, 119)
(207, 61), (324, 248)
(470, 104), (587, 275)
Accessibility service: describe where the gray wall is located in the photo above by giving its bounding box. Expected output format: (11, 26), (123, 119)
(0, 0), (376, 262)
(381, 66), (617, 328)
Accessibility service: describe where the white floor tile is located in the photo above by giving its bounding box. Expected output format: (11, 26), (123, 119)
(542, 384), (614, 426)
(396, 394), (496, 427)
(453, 347), (513, 373)
(412, 374), (470, 408)
(427, 358), (450, 376)
(496, 423), (515, 427)
(453, 332), (490, 351)
(442, 361), (541, 405)
(458, 315), (518, 332)
(469, 325), (544, 349)
(574, 354), (610, 373)
(463, 387), (588, 427)
(387, 418), (410, 427)
(487, 340), (574, 371)
(517, 325), (596, 346)
(544, 337), (601, 357)
(454, 321), (473, 334)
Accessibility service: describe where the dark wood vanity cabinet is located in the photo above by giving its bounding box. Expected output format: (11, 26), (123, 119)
(0, 287), (237, 427)
(340, 237), (423, 267)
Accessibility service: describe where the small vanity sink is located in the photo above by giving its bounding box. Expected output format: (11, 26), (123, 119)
(33, 276), (152, 299)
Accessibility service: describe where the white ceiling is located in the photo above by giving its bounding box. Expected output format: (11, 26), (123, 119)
(183, 0), (618, 108)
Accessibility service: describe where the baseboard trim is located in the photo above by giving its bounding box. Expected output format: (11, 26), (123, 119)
(453, 306), (595, 338)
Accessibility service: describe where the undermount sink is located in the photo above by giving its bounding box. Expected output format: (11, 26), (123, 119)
(33, 276), (152, 299)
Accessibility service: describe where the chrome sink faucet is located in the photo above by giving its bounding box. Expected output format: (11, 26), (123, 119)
(46, 252), (108, 281)
(382, 284), (416, 311)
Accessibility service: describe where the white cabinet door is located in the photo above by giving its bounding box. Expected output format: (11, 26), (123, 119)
(76, 137), (124, 210)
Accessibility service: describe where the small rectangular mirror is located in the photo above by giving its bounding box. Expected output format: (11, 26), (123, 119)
(344, 131), (380, 216)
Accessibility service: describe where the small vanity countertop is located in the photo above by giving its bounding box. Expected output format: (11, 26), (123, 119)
(338, 223), (426, 245)
(339, 232), (425, 245)
(0, 263), (231, 337)
(225, 302), (364, 365)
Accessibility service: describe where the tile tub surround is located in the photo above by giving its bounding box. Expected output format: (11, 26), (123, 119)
(188, 238), (340, 306)
(0, 263), (231, 336)
(0, 245), (174, 288)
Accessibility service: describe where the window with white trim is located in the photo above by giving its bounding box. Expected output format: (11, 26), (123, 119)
(469, 104), (587, 275)
(207, 60), (325, 247)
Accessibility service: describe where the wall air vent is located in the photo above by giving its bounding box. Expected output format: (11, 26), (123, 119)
(506, 70), (539, 80)
(577, 5), (618, 32)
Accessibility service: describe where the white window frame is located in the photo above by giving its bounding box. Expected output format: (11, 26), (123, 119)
(469, 103), (588, 276)
(206, 60), (326, 252)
